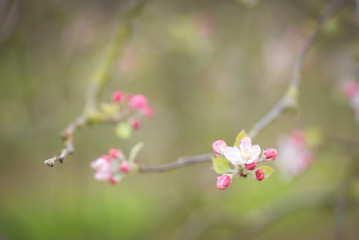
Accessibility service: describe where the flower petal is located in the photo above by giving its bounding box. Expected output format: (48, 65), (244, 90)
(250, 145), (261, 159)
(240, 137), (252, 152)
(94, 171), (111, 181)
(223, 146), (245, 165)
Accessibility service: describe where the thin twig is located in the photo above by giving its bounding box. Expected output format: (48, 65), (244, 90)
(247, 0), (347, 139)
(138, 153), (214, 173)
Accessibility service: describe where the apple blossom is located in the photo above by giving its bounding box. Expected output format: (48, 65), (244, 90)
(90, 157), (112, 181)
(112, 91), (123, 102)
(344, 80), (358, 98)
(212, 131), (276, 189)
(343, 80), (359, 124)
(223, 137), (261, 165)
(142, 106), (154, 118)
(129, 94), (148, 109)
(276, 130), (313, 179)
(130, 119), (141, 129)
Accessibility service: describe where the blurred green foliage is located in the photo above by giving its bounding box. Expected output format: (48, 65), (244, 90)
(0, 0), (359, 239)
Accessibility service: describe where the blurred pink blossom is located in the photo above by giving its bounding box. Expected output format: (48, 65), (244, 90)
(276, 130), (313, 179)
(90, 157), (112, 181)
(343, 80), (359, 124)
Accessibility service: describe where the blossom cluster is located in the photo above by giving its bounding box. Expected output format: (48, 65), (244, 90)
(275, 130), (313, 179)
(212, 131), (277, 190)
(98, 90), (154, 139)
(90, 148), (130, 184)
(111, 91), (153, 130)
(343, 80), (359, 124)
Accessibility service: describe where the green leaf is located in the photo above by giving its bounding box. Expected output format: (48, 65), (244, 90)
(234, 130), (247, 146)
(212, 157), (231, 174)
(115, 122), (132, 139)
(128, 142), (144, 163)
(259, 166), (274, 178)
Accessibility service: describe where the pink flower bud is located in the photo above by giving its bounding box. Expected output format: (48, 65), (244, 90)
(264, 148), (277, 160)
(121, 161), (129, 173)
(129, 94), (148, 109)
(142, 106), (154, 118)
(112, 91), (123, 102)
(109, 177), (117, 185)
(101, 155), (111, 162)
(212, 140), (227, 155)
(109, 148), (121, 158)
(255, 169), (265, 181)
(216, 174), (231, 190)
(130, 119), (141, 129)
(245, 162), (256, 170)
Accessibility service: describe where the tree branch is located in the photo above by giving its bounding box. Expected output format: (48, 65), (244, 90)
(247, 0), (347, 139)
(44, 0), (346, 174)
(136, 0), (347, 173)
(137, 153), (215, 173)
(44, 0), (146, 167)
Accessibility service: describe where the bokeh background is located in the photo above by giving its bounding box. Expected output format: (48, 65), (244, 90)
(1, 0), (359, 239)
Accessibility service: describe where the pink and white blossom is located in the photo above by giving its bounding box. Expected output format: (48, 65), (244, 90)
(90, 157), (112, 181)
(129, 94), (148, 109)
(112, 91), (123, 102)
(142, 106), (154, 118)
(223, 137), (261, 165)
(276, 130), (313, 179)
(343, 80), (359, 124)
(130, 119), (141, 129)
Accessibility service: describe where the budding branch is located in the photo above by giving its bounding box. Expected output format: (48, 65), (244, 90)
(44, 0), (347, 172)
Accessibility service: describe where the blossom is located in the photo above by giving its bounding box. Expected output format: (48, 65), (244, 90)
(90, 157), (112, 181)
(112, 91), (123, 102)
(212, 140), (227, 155)
(129, 94), (148, 109)
(223, 137), (261, 165)
(343, 80), (359, 124)
(276, 130), (313, 179)
(216, 174), (231, 190)
(142, 106), (154, 118)
(130, 119), (141, 129)
(344, 80), (358, 98)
